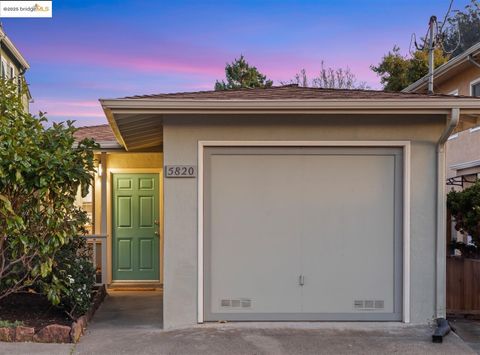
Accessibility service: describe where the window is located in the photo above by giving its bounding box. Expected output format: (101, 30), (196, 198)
(75, 185), (95, 234)
(9, 64), (14, 80)
(471, 78), (480, 97)
(0, 59), (7, 79)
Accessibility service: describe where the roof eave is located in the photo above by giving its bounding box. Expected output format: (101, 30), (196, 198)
(100, 98), (480, 113)
(0, 33), (30, 70)
(403, 42), (480, 93)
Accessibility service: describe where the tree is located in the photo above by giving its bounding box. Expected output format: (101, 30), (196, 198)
(448, 182), (480, 255)
(283, 61), (368, 89)
(0, 79), (97, 304)
(371, 46), (449, 92)
(442, 0), (480, 57)
(215, 55), (273, 90)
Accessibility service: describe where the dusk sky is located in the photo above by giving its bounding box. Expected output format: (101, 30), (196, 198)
(3, 0), (471, 126)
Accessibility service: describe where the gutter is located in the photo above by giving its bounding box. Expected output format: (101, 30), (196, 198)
(434, 108), (459, 339)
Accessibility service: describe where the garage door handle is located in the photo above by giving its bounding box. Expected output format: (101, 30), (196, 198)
(299, 275), (305, 286)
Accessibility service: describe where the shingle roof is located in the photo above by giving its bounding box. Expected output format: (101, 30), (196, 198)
(74, 124), (116, 142)
(122, 84), (475, 101)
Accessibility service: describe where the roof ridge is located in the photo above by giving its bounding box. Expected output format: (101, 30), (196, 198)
(114, 84), (477, 101)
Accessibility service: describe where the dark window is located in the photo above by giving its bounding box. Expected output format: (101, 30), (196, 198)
(473, 82), (480, 97)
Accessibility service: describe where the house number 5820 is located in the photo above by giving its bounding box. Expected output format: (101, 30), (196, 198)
(165, 165), (196, 178)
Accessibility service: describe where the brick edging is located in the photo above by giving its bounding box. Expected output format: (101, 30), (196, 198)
(0, 285), (107, 343)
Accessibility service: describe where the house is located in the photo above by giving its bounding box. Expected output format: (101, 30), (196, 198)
(403, 42), (480, 189)
(75, 85), (480, 329)
(0, 25), (31, 111)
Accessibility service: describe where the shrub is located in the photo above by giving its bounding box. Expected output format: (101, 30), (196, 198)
(448, 182), (480, 249)
(38, 236), (96, 318)
(0, 79), (97, 305)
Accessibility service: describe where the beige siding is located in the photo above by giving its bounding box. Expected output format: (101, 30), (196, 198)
(419, 63), (480, 183)
(435, 65), (480, 96)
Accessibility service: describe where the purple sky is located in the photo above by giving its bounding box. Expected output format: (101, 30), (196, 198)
(2, 0), (470, 126)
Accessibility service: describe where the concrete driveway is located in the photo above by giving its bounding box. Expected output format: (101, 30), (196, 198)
(0, 291), (476, 354)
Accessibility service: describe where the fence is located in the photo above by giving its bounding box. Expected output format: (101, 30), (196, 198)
(447, 256), (480, 314)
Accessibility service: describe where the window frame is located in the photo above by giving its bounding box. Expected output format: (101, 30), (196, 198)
(470, 77), (480, 97)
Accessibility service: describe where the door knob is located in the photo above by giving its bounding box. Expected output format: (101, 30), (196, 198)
(155, 231), (159, 236)
(154, 220), (159, 225)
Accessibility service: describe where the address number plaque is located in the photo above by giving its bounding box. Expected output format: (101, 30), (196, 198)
(165, 165), (197, 178)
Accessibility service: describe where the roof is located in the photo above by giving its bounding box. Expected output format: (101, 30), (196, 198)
(75, 124), (122, 149)
(100, 85), (480, 151)
(122, 85), (469, 100)
(402, 42), (480, 93)
(0, 26), (29, 70)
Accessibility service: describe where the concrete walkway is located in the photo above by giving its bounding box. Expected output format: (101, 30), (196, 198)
(450, 318), (480, 353)
(1, 291), (477, 354)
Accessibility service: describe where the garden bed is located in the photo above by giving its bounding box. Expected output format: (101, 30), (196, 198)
(0, 285), (106, 343)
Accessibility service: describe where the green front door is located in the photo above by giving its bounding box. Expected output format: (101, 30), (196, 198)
(112, 173), (160, 281)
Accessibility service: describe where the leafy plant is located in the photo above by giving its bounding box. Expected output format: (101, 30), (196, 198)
(0, 78), (98, 304)
(38, 236), (96, 319)
(371, 46), (449, 92)
(448, 182), (480, 247)
(0, 320), (24, 328)
(215, 55), (273, 90)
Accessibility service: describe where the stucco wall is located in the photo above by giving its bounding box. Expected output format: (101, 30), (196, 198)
(435, 65), (480, 96)
(162, 114), (445, 328)
(431, 64), (480, 180)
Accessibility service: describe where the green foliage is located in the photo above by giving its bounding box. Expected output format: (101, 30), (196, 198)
(0, 79), (98, 305)
(0, 320), (24, 328)
(371, 46), (449, 91)
(442, 0), (480, 57)
(448, 182), (480, 245)
(215, 55), (273, 91)
(38, 236), (96, 318)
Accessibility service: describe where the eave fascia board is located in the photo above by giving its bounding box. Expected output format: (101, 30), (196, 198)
(450, 159), (480, 171)
(403, 43), (480, 93)
(0, 33), (30, 70)
(100, 98), (480, 113)
(101, 105), (128, 150)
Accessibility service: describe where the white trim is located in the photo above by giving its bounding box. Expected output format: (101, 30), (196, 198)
(448, 89), (459, 96)
(451, 159), (480, 171)
(197, 140), (411, 324)
(470, 77), (480, 97)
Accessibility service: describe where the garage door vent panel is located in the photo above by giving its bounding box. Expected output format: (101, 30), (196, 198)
(354, 300), (385, 310)
(221, 299), (252, 308)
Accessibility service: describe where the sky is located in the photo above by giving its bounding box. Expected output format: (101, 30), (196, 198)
(2, 0), (472, 126)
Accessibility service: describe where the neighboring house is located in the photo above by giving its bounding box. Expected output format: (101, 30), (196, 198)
(76, 85), (480, 329)
(403, 42), (480, 188)
(0, 25), (31, 111)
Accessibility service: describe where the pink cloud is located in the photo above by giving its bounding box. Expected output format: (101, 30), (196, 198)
(31, 99), (104, 119)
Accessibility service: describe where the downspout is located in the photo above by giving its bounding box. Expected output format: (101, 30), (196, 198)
(433, 107), (459, 342)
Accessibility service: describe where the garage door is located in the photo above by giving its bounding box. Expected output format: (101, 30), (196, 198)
(204, 147), (403, 321)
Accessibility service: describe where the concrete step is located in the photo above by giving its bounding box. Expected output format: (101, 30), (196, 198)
(108, 282), (163, 291)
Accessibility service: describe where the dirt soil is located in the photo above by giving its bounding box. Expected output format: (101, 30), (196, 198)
(0, 292), (71, 330)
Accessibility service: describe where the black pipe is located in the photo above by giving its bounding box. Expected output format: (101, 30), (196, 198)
(432, 318), (451, 343)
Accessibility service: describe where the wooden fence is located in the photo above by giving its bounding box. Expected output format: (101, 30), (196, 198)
(447, 256), (480, 314)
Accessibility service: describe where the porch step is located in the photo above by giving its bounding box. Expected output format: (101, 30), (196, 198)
(108, 282), (163, 291)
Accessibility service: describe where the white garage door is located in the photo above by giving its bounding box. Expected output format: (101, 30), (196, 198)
(204, 147), (403, 321)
